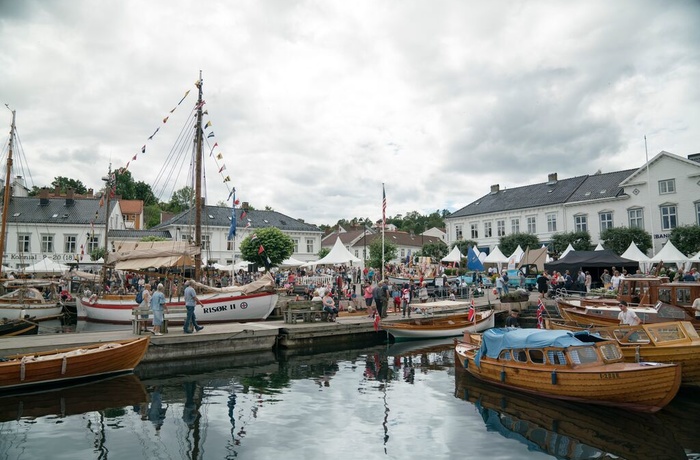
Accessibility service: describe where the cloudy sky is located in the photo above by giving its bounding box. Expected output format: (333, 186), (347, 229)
(1, 0), (698, 227)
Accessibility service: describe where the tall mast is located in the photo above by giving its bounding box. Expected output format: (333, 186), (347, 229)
(194, 70), (204, 281)
(0, 107), (16, 278)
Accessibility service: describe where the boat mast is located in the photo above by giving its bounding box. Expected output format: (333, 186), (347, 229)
(194, 71), (203, 282)
(101, 163), (114, 287)
(0, 107), (16, 279)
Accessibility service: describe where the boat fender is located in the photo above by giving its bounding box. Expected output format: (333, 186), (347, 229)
(500, 369), (506, 383)
(88, 294), (98, 305)
(464, 357), (469, 369)
(551, 370), (557, 385)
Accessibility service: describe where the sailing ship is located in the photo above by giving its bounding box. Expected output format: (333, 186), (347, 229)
(76, 73), (278, 324)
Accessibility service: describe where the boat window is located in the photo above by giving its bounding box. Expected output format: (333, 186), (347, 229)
(528, 349), (545, 364)
(658, 288), (672, 303)
(620, 283), (629, 296)
(599, 343), (622, 360)
(567, 347), (599, 364)
(626, 331), (651, 343)
(648, 326), (683, 343)
(513, 349), (528, 363)
(657, 304), (686, 319)
(547, 350), (567, 365)
(499, 350), (512, 361)
(676, 288), (691, 306)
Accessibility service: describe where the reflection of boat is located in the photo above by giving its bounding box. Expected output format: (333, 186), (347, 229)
(555, 297), (697, 328)
(546, 319), (700, 386)
(386, 337), (455, 356)
(455, 328), (681, 412)
(382, 309), (495, 341)
(0, 373), (147, 422)
(0, 316), (38, 337)
(454, 370), (687, 460)
(0, 336), (149, 391)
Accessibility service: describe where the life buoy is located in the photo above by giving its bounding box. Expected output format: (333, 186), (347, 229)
(87, 294), (98, 305)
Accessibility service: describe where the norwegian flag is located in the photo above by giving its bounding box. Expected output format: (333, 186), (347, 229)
(537, 298), (547, 329)
(373, 314), (380, 332)
(468, 298), (476, 322)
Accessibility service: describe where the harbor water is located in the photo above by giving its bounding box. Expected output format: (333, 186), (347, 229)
(0, 339), (697, 460)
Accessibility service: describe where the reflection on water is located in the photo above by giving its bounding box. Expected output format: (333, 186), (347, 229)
(1, 341), (698, 460)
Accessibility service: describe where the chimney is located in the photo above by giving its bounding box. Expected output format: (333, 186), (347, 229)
(87, 188), (93, 198)
(547, 173), (558, 184)
(53, 185), (61, 196)
(65, 188), (75, 206)
(490, 184), (500, 194)
(39, 187), (50, 206)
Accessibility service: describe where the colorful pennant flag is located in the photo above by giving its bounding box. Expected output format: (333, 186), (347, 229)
(258, 245), (264, 255)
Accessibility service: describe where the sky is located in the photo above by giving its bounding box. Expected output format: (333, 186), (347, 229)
(1, 0), (698, 228)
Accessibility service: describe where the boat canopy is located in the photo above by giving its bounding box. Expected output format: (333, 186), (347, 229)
(480, 328), (596, 360)
(109, 241), (199, 270)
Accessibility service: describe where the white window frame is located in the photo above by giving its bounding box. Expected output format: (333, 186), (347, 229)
(526, 216), (536, 234)
(87, 235), (100, 253)
(546, 213), (557, 232)
(41, 234), (54, 253)
(64, 235), (77, 253)
(18, 234), (31, 253)
(658, 179), (676, 195)
(470, 223), (478, 239)
(696, 202), (700, 226)
(511, 218), (520, 234)
(660, 205), (677, 230)
(306, 238), (314, 253)
(574, 214), (588, 232)
(293, 238), (299, 253)
(599, 212), (613, 232)
(484, 222), (492, 238)
(455, 224), (463, 240)
(497, 220), (505, 237)
(628, 208), (644, 229)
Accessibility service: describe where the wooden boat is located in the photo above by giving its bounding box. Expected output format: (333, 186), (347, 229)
(0, 373), (147, 422)
(0, 336), (149, 391)
(555, 297), (698, 328)
(454, 328), (681, 412)
(382, 309), (495, 341)
(0, 286), (63, 322)
(454, 370), (687, 460)
(0, 316), (38, 337)
(545, 319), (700, 386)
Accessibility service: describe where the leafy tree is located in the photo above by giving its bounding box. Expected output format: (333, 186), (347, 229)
(453, 240), (478, 256)
(550, 231), (592, 255)
(113, 169), (135, 200)
(240, 227), (294, 268)
(420, 240), (449, 260)
(264, 205), (274, 211)
(90, 247), (107, 262)
(669, 225), (700, 256)
(600, 227), (653, 255)
(368, 239), (397, 269)
(499, 233), (541, 256)
(133, 181), (157, 206)
(143, 203), (163, 229)
(168, 186), (194, 213)
(317, 248), (330, 259)
(51, 176), (88, 195)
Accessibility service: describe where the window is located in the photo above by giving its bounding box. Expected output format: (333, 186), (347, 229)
(526, 216), (536, 234)
(599, 212), (613, 232)
(546, 213), (557, 232)
(528, 349), (545, 364)
(87, 235), (100, 253)
(497, 220), (505, 237)
(660, 205), (677, 230)
(658, 179), (675, 194)
(181, 233), (190, 242)
(513, 349), (528, 363)
(484, 222), (492, 238)
(470, 223), (478, 239)
(201, 235), (210, 250)
(628, 208), (644, 229)
(676, 288), (692, 306)
(18, 234), (30, 253)
(455, 224), (463, 240)
(64, 235), (77, 253)
(696, 202), (700, 225)
(226, 240), (234, 250)
(400, 249), (405, 258)
(511, 218), (520, 234)
(574, 214), (588, 232)
(306, 238), (314, 253)
(354, 249), (359, 257)
(293, 238), (299, 253)
(41, 234), (54, 253)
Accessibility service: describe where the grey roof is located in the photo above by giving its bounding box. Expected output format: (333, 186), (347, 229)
(108, 229), (172, 239)
(0, 197), (114, 224)
(154, 205), (322, 233)
(449, 169), (636, 219)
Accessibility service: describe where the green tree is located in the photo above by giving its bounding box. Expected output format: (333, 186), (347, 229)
(90, 247), (107, 262)
(420, 240), (449, 260)
(168, 186), (194, 213)
(499, 233), (541, 256)
(549, 231), (592, 255)
(240, 227), (294, 268)
(368, 239), (397, 270)
(600, 227), (653, 255)
(51, 176), (88, 195)
(669, 225), (700, 256)
(113, 169), (136, 200)
(317, 247), (330, 259)
(133, 181), (157, 206)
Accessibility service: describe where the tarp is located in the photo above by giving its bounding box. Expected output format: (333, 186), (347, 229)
(441, 246), (464, 263)
(467, 246), (484, 271)
(649, 240), (690, 265)
(621, 242), (652, 274)
(109, 240), (200, 270)
(518, 247), (548, 273)
(22, 256), (70, 274)
(312, 238), (361, 265)
(479, 328), (595, 360)
(545, 250), (638, 275)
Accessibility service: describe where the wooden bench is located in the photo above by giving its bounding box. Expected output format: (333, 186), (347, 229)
(283, 300), (328, 324)
(132, 306), (189, 334)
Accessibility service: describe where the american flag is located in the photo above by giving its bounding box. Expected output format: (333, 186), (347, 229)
(382, 184), (386, 227)
(537, 298), (547, 329)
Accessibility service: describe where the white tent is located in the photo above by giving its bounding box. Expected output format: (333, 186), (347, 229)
(311, 238), (361, 265)
(441, 246), (463, 263)
(507, 245), (524, 269)
(542, 244), (553, 263)
(649, 240), (690, 268)
(560, 243), (575, 258)
(621, 242), (652, 274)
(483, 246), (509, 271)
(279, 256), (306, 268)
(23, 256), (70, 274)
(594, 243), (605, 251)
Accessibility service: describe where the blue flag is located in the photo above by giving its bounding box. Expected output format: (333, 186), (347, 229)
(227, 193), (237, 240)
(467, 246), (484, 271)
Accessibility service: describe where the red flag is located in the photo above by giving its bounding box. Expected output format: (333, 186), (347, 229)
(258, 245), (264, 255)
(373, 314), (380, 332)
(468, 306), (475, 322)
(537, 299), (547, 329)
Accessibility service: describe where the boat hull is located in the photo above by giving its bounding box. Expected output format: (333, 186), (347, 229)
(78, 291), (278, 324)
(455, 341), (681, 413)
(0, 337), (150, 391)
(383, 310), (495, 341)
(0, 304), (63, 322)
(0, 318), (38, 337)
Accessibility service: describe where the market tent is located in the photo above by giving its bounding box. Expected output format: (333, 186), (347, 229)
(441, 246), (464, 263)
(621, 242), (652, 274)
(518, 247), (548, 273)
(312, 238), (361, 265)
(649, 240), (690, 267)
(545, 250), (638, 283)
(483, 246), (509, 271)
(23, 256), (70, 274)
(279, 256), (306, 268)
(594, 243), (605, 251)
(560, 244), (575, 258)
(507, 245), (524, 269)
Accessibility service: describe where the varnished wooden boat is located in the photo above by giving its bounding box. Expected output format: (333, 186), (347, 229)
(0, 316), (38, 337)
(545, 319), (700, 386)
(555, 297), (698, 328)
(382, 309), (495, 341)
(0, 336), (149, 391)
(0, 373), (147, 421)
(454, 370), (687, 460)
(454, 328), (681, 413)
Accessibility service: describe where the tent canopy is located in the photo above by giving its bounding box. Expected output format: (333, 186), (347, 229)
(483, 246), (509, 264)
(518, 247), (548, 273)
(312, 238), (361, 265)
(594, 243), (605, 251)
(649, 240), (690, 265)
(545, 250), (638, 275)
(560, 244), (575, 258)
(279, 256), (306, 268)
(109, 240), (200, 271)
(441, 246), (463, 263)
(23, 256), (70, 274)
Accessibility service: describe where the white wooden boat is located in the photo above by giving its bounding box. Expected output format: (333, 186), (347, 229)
(382, 309), (494, 341)
(0, 287), (63, 321)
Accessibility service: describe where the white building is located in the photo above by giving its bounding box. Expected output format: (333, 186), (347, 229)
(445, 151), (700, 256)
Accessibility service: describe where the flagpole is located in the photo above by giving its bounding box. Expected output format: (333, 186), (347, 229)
(381, 183), (386, 281)
(644, 136), (655, 257)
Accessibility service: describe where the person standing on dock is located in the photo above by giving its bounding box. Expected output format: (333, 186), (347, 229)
(184, 280), (204, 333)
(150, 283), (166, 336)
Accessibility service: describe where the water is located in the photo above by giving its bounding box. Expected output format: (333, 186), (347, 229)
(0, 340), (697, 460)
